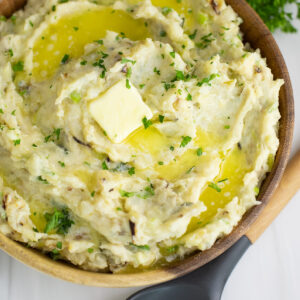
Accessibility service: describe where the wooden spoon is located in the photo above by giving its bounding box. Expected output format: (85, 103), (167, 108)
(128, 151), (300, 300)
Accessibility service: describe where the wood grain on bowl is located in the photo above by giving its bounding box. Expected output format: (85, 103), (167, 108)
(0, 0), (294, 287)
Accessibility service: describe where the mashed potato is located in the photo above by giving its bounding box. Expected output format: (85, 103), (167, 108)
(0, 0), (282, 272)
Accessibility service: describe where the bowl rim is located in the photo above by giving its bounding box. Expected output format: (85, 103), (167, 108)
(0, 0), (294, 287)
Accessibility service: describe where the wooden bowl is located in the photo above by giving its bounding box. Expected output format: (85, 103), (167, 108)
(0, 0), (294, 287)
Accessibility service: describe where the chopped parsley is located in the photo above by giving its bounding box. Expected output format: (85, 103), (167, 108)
(119, 190), (135, 198)
(126, 67), (132, 78)
(158, 161), (164, 165)
(119, 184), (155, 199)
(0, 109), (3, 114)
(128, 167), (135, 176)
(142, 117), (153, 129)
(102, 161), (109, 170)
(175, 70), (185, 81)
(170, 146), (175, 151)
(6, 49), (13, 57)
(121, 58), (136, 65)
(218, 178), (228, 183)
(45, 128), (62, 143)
(180, 136), (192, 147)
(186, 166), (195, 174)
(44, 208), (74, 235)
(186, 93), (192, 101)
(32, 143), (38, 148)
(208, 182), (222, 193)
(91, 191), (95, 197)
(87, 248), (94, 253)
(197, 73), (220, 87)
(196, 33), (215, 49)
(69, 90), (81, 103)
(162, 7), (172, 15)
(166, 245), (179, 253)
(80, 60), (87, 65)
(169, 51), (176, 58)
(12, 61), (24, 72)
(10, 16), (16, 25)
(58, 161), (65, 167)
(160, 30), (167, 37)
(163, 82), (176, 91)
(61, 54), (70, 64)
(126, 79), (131, 89)
(143, 184), (155, 198)
(13, 139), (20, 146)
(158, 115), (165, 123)
(37, 176), (49, 184)
(154, 67), (161, 75)
(73, 26), (79, 31)
(189, 29), (198, 40)
(196, 148), (203, 156)
(95, 39), (103, 45)
(56, 241), (62, 249)
(129, 243), (150, 251)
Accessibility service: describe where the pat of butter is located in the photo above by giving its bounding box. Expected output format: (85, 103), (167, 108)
(89, 79), (153, 143)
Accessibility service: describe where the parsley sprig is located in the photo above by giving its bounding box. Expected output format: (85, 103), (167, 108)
(247, 0), (300, 33)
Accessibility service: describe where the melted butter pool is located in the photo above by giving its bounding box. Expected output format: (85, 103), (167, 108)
(187, 145), (250, 232)
(32, 8), (150, 79)
(126, 127), (224, 181)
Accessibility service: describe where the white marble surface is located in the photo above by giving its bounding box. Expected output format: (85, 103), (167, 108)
(1, 10), (300, 300)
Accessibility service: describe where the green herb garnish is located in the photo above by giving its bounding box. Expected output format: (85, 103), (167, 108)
(142, 117), (153, 129)
(247, 0), (300, 33)
(128, 167), (135, 176)
(61, 54), (70, 64)
(126, 79), (131, 89)
(119, 190), (135, 198)
(70, 90), (81, 103)
(196, 148), (203, 156)
(102, 161), (109, 170)
(44, 208), (74, 235)
(13, 139), (20, 146)
(208, 182), (221, 192)
(197, 73), (220, 87)
(158, 115), (165, 123)
(169, 51), (176, 58)
(58, 161), (65, 167)
(180, 136), (192, 147)
(129, 243), (150, 251)
(162, 7), (172, 15)
(166, 245), (179, 253)
(121, 58), (136, 65)
(188, 29), (198, 40)
(37, 176), (49, 184)
(12, 61), (24, 72)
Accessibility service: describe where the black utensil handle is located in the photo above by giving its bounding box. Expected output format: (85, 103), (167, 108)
(128, 236), (251, 300)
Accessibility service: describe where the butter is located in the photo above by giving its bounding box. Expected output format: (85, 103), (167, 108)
(89, 79), (153, 143)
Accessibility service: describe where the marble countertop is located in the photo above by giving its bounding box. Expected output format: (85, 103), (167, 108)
(0, 9), (299, 300)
